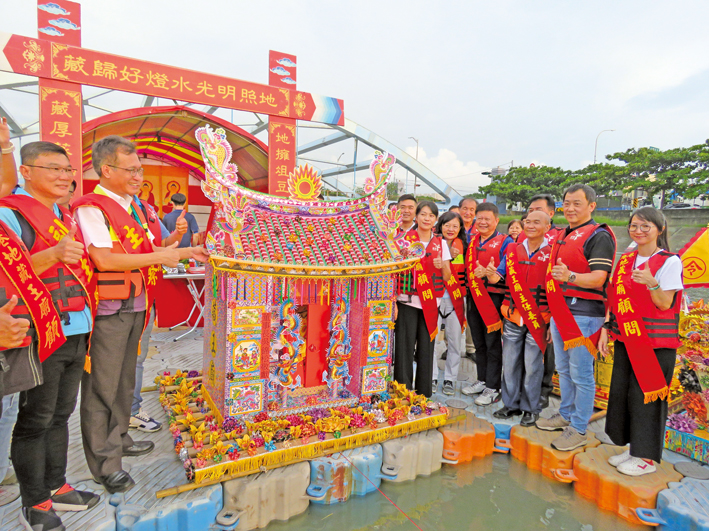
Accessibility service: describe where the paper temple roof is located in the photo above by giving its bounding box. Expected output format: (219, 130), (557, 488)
(196, 125), (420, 278)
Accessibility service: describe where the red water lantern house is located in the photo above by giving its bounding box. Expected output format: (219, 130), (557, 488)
(197, 125), (416, 422)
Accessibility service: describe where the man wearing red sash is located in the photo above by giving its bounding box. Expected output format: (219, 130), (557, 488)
(461, 203), (513, 406)
(73, 136), (185, 495)
(459, 197), (478, 359)
(526, 193), (563, 408)
(494, 211), (551, 426)
(599, 207), (683, 476)
(0, 141), (101, 530)
(537, 184), (616, 452)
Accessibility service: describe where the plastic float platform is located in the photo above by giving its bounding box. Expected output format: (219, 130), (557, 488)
(438, 411), (495, 463)
(381, 428), (445, 482)
(508, 425), (602, 479)
(306, 444), (395, 504)
(552, 444), (684, 525)
(219, 461), (311, 530)
(636, 477), (709, 529)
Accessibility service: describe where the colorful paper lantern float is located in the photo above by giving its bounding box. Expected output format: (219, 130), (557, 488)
(159, 125), (448, 484)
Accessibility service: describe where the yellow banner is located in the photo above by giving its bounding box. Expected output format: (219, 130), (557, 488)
(680, 227), (709, 287)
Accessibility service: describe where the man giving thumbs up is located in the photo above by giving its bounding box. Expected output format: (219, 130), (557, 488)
(461, 202), (513, 406)
(0, 141), (100, 530)
(536, 184), (616, 453)
(163, 193), (199, 248)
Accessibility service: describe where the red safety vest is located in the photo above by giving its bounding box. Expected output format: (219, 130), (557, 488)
(0, 195), (95, 319)
(469, 231), (509, 296)
(450, 238), (467, 287)
(72, 193), (161, 313)
(609, 250), (682, 349)
(548, 223), (616, 302)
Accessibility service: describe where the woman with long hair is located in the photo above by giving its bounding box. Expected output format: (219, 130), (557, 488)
(394, 201), (451, 398)
(598, 206), (683, 476)
(431, 211), (468, 395)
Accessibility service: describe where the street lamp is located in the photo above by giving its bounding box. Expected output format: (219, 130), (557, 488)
(409, 137), (419, 193)
(594, 129), (615, 164)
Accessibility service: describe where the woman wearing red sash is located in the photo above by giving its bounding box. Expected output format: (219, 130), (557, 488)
(431, 211), (467, 396)
(598, 207), (683, 477)
(395, 201), (451, 398)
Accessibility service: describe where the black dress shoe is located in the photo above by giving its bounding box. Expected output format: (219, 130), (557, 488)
(123, 440), (155, 457)
(493, 406), (522, 419)
(539, 395), (550, 409)
(520, 412), (540, 427)
(96, 470), (135, 494)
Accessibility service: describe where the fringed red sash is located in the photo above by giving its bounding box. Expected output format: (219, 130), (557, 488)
(465, 234), (502, 333)
(507, 246), (547, 351)
(445, 238), (467, 331)
(0, 221), (66, 360)
(545, 241), (601, 357)
(406, 231), (441, 340)
(610, 251), (670, 403)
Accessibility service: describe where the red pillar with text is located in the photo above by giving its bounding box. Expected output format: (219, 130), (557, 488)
(37, 0), (84, 194)
(267, 51), (297, 197)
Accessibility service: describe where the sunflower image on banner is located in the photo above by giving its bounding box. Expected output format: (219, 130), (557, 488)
(679, 225), (709, 288)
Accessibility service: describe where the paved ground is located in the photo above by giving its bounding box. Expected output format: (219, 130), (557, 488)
(0, 328), (206, 530)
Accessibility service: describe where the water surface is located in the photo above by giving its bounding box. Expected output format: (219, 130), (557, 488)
(270, 455), (640, 531)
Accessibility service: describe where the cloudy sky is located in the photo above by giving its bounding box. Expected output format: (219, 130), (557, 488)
(3, 0), (709, 196)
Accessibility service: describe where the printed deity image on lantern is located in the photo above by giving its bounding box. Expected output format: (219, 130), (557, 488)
(197, 124), (427, 423)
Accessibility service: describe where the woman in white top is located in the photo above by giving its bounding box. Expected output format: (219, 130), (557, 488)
(394, 201), (451, 398)
(598, 207), (684, 477)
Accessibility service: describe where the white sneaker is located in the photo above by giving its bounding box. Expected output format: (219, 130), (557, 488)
(129, 408), (162, 433)
(617, 456), (656, 477)
(474, 388), (500, 406)
(607, 449), (631, 468)
(462, 380), (486, 396)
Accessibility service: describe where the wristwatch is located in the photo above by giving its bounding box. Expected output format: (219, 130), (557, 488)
(567, 272), (577, 284)
(0, 142), (14, 155)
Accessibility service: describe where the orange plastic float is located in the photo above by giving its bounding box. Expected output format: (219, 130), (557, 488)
(553, 444), (683, 525)
(509, 425), (601, 479)
(438, 411), (495, 464)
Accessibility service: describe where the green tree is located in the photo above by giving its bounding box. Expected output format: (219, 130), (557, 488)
(479, 166), (572, 208)
(605, 143), (709, 207)
(387, 182), (400, 200)
(464, 192), (486, 200)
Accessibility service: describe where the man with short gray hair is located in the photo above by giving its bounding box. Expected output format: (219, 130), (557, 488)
(73, 135), (203, 494)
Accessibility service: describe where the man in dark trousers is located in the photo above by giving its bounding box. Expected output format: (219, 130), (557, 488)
(461, 202), (513, 406)
(0, 141), (100, 531)
(73, 136), (182, 496)
(162, 193), (199, 248)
